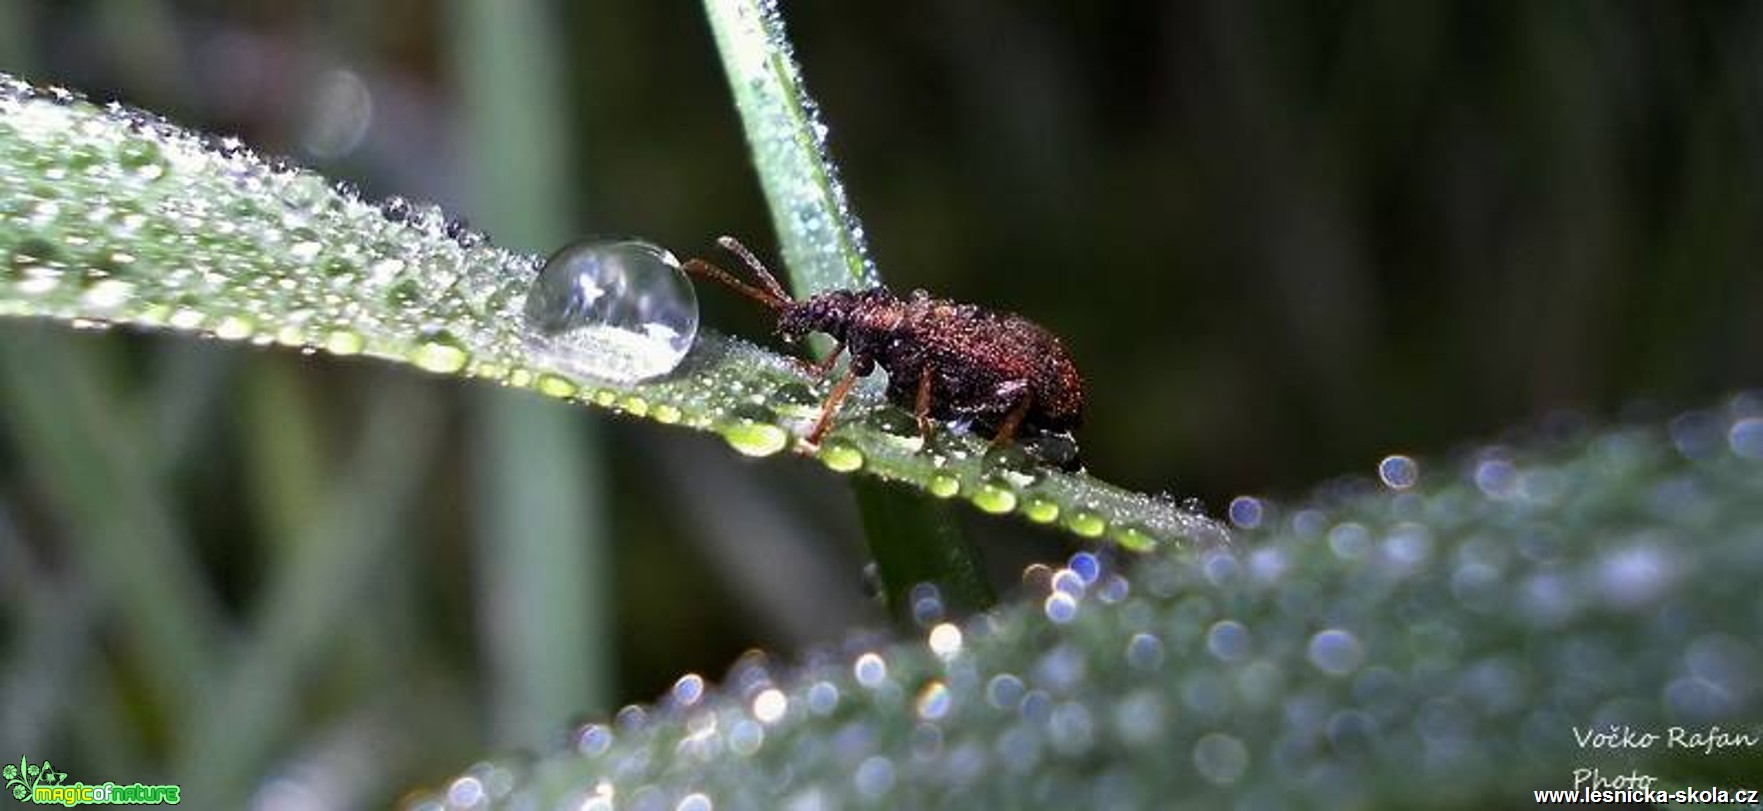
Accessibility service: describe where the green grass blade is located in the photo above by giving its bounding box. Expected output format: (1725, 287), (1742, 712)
(0, 72), (1224, 553)
(700, 0), (879, 295)
(850, 478), (992, 625)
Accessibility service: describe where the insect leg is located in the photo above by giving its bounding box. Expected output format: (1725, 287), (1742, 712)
(801, 341), (845, 379)
(990, 389), (1034, 447)
(807, 369), (860, 445)
(914, 368), (936, 442)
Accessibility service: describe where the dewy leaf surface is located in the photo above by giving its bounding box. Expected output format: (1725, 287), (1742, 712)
(415, 398), (1763, 809)
(0, 73), (1225, 552)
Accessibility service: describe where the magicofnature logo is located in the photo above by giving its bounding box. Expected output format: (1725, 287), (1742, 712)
(5, 757), (180, 806)
(4, 758), (65, 802)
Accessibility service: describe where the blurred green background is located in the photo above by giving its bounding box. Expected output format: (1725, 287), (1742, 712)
(2, 1), (1760, 807)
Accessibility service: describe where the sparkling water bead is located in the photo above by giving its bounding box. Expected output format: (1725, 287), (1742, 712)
(523, 240), (698, 383)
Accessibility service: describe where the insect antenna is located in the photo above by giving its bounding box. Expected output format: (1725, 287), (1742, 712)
(715, 236), (792, 303)
(682, 258), (789, 311)
(681, 236), (795, 312)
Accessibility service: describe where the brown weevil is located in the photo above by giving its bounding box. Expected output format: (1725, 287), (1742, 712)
(683, 236), (1085, 450)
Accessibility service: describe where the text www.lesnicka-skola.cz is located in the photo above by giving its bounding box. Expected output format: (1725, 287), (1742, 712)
(1534, 786), (1758, 805)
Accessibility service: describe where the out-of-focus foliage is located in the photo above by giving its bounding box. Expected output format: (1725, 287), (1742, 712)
(416, 398), (1763, 808)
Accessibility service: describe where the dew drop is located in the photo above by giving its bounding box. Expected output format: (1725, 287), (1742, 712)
(769, 381), (819, 416)
(751, 688), (787, 724)
(1050, 569), (1085, 597)
(1111, 523), (1157, 552)
(1067, 552), (1100, 583)
(523, 240), (699, 383)
(927, 474), (960, 499)
(927, 622), (963, 659)
(1730, 417), (1763, 459)
(970, 479), (1018, 515)
(853, 652), (888, 687)
(807, 681), (840, 715)
(1023, 495), (1059, 523)
(114, 137), (165, 181)
(866, 406), (919, 437)
(854, 756), (896, 799)
(212, 314), (255, 341)
(916, 681), (952, 721)
(986, 674), (1025, 709)
(817, 439), (864, 472)
(672, 674), (705, 707)
(1125, 633), (1164, 670)
(1228, 496), (1264, 529)
(411, 330), (469, 374)
(529, 374), (574, 399)
(982, 444), (1041, 485)
(323, 330), (364, 356)
(1020, 432), (1082, 470)
(81, 278), (135, 310)
(1192, 733), (1250, 785)
(575, 724), (613, 757)
(1206, 620), (1252, 662)
(652, 403), (682, 424)
(1044, 591), (1079, 624)
(721, 419), (789, 458)
(288, 240), (322, 262)
(618, 395), (650, 417)
(1378, 454), (1419, 489)
(1308, 628), (1365, 675)
(1066, 509), (1106, 538)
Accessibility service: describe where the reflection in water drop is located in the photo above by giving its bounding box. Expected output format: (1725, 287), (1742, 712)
(524, 240), (699, 383)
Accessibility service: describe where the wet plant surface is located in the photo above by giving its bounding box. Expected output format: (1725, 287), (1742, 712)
(0, 72), (1222, 555)
(411, 397), (1763, 808)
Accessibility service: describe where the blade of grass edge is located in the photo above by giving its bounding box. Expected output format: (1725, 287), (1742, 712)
(701, 0), (989, 618)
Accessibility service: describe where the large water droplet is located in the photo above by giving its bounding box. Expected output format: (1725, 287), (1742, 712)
(523, 240), (698, 383)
